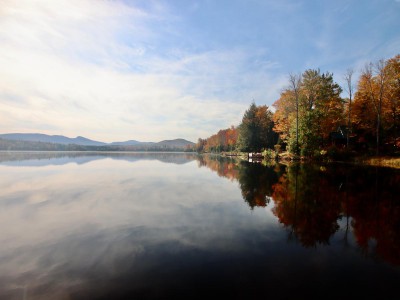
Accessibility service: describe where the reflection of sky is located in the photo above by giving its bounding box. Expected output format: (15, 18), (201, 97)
(0, 154), (399, 299)
(0, 154), (283, 299)
(0, 151), (198, 166)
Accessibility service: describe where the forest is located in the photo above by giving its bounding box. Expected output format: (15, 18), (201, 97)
(196, 54), (400, 160)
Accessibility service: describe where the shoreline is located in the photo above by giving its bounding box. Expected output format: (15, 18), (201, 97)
(203, 151), (400, 170)
(353, 156), (400, 169)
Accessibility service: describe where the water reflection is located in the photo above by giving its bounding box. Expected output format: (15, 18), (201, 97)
(197, 155), (283, 208)
(0, 152), (399, 299)
(0, 151), (197, 166)
(272, 164), (342, 247)
(198, 155), (400, 264)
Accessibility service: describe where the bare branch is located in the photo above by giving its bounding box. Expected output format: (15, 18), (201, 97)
(288, 73), (301, 155)
(344, 68), (354, 148)
(343, 68), (354, 99)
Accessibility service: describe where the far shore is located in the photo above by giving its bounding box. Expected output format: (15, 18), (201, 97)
(204, 151), (400, 170)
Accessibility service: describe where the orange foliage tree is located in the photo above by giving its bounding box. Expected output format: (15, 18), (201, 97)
(273, 90), (296, 148)
(196, 126), (238, 153)
(353, 54), (400, 153)
(273, 70), (344, 155)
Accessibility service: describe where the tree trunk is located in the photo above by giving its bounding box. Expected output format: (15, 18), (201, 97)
(347, 98), (351, 148)
(376, 114), (380, 156)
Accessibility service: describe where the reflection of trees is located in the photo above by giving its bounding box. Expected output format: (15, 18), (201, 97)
(197, 155), (283, 208)
(343, 167), (400, 265)
(272, 163), (400, 263)
(237, 161), (282, 209)
(197, 154), (400, 265)
(272, 164), (341, 247)
(197, 155), (239, 181)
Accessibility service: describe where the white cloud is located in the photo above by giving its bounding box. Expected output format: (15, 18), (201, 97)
(0, 0), (285, 142)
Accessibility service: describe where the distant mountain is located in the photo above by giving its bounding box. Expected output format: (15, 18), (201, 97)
(107, 140), (157, 147)
(0, 133), (106, 146)
(0, 133), (195, 150)
(110, 139), (194, 148)
(156, 138), (195, 148)
(108, 140), (146, 146)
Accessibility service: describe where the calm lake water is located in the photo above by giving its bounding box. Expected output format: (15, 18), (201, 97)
(0, 152), (399, 300)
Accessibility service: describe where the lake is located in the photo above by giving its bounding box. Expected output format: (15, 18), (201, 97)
(0, 152), (399, 300)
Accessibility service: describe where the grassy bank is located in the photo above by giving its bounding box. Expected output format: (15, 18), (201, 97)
(356, 156), (400, 169)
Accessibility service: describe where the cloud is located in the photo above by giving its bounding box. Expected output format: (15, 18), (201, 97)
(0, 0), (286, 142)
(0, 43), (250, 141)
(0, 0), (335, 142)
(13, 0), (399, 142)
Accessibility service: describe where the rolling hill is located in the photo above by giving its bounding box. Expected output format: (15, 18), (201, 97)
(0, 133), (106, 146)
(0, 133), (195, 151)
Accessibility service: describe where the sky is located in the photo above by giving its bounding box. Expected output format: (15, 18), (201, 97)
(0, 0), (399, 143)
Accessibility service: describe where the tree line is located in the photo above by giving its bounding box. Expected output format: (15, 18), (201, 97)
(0, 138), (194, 152)
(196, 53), (400, 158)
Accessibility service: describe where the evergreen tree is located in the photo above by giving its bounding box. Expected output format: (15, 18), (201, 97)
(238, 102), (277, 152)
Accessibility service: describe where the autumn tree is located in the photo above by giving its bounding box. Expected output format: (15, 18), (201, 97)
(273, 69), (344, 156)
(298, 70), (343, 155)
(352, 56), (400, 154)
(272, 89), (296, 148)
(352, 72), (376, 146)
(360, 61), (388, 155)
(384, 55), (400, 148)
(226, 126), (239, 152)
(195, 138), (206, 153)
(289, 73), (301, 155)
(197, 126), (239, 153)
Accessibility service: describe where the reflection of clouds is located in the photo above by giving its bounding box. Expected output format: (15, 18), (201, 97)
(0, 154), (285, 298)
(0, 151), (198, 167)
(0, 209), (283, 300)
